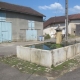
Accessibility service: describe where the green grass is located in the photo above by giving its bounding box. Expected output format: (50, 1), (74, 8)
(0, 56), (78, 75)
(0, 56), (47, 75)
(52, 59), (78, 71)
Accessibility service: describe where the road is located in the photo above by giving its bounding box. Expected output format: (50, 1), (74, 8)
(0, 62), (47, 80)
(0, 39), (80, 80)
(0, 44), (16, 56)
(0, 39), (56, 57)
(0, 42), (48, 80)
(56, 68), (80, 80)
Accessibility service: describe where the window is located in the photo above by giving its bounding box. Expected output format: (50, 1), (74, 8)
(0, 12), (6, 21)
(28, 20), (35, 29)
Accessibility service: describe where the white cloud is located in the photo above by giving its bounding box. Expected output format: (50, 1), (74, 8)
(69, 5), (80, 13)
(74, 5), (80, 10)
(39, 2), (63, 10)
(39, 3), (80, 14)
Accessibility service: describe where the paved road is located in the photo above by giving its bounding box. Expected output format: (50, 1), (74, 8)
(0, 39), (55, 56)
(56, 68), (80, 80)
(0, 42), (48, 80)
(0, 41), (42, 56)
(0, 44), (16, 56)
(0, 62), (47, 80)
(0, 39), (80, 80)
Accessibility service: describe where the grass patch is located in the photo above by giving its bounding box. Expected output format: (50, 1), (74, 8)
(0, 56), (48, 75)
(52, 59), (78, 71)
(0, 56), (78, 76)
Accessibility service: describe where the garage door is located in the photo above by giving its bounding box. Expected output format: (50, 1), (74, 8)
(0, 22), (12, 42)
(26, 30), (37, 41)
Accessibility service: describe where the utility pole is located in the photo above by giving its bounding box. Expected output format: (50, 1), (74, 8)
(65, 0), (68, 42)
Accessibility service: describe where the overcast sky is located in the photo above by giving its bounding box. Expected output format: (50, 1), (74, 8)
(1, 0), (80, 19)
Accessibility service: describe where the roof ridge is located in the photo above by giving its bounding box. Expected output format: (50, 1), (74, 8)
(0, 1), (30, 9)
(0, 1), (45, 17)
(44, 13), (80, 28)
(50, 13), (80, 19)
(51, 15), (65, 18)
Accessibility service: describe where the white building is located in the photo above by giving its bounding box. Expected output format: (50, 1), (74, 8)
(43, 14), (80, 38)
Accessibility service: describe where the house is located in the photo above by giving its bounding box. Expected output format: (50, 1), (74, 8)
(0, 2), (45, 42)
(43, 14), (80, 38)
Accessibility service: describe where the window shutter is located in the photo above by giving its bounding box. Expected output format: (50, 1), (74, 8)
(28, 20), (32, 29)
(32, 21), (35, 29)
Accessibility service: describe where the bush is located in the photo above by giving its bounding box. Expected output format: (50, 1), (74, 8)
(44, 34), (51, 40)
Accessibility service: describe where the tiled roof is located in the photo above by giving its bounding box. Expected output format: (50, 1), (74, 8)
(44, 14), (80, 28)
(0, 2), (45, 17)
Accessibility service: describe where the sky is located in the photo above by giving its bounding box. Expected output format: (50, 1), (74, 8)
(1, 0), (80, 19)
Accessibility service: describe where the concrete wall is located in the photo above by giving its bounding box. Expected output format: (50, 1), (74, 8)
(17, 43), (80, 67)
(52, 43), (80, 66)
(1, 10), (43, 41)
(69, 20), (80, 35)
(17, 46), (52, 68)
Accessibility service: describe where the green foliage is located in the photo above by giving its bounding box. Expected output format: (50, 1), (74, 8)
(52, 59), (78, 70)
(50, 44), (63, 49)
(44, 34), (51, 40)
(44, 42), (63, 49)
(55, 44), (62, 48)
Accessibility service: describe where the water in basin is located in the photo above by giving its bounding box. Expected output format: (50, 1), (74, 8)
(26, 42), (63, 50)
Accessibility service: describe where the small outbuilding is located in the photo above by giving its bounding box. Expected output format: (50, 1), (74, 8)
(44, 14), (80, 38)
(0, 2), (45, 42)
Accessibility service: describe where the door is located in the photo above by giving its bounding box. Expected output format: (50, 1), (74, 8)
(27, 20), (37, 41)
(0, 22), (12, 42)
(0, 22), (2, 42)
(32, 30), (37, 40)
(1, 22), (7, 42)
(0, 12), (6, 21)
(6, 22), (12, 41)
(76, 25), (80, 36)
(0, 12), (6, 42)
(26, 30), (37, 41)
(26, 30), (32, 41)
(28, 21), (35, 29)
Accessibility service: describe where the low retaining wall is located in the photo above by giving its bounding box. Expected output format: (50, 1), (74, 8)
(17, 43), (80, 68)
(52, 43), (80, 66)
(17, 46), (52, 67)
